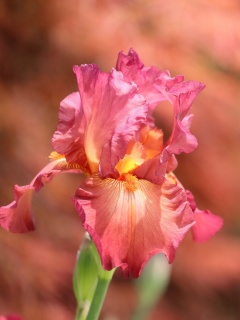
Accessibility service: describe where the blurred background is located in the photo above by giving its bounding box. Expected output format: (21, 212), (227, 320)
(0, 0), (240, 319)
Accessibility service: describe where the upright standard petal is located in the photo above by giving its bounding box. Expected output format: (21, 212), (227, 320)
(163, 80), (205, 156)
(51, 92), (89, 171)
(116, 49), (205, 184)
(73, 65), (148, 177)
(74, 174), (195, 278)
(116, 48), (169, 108)
(135, 79), (204, 184)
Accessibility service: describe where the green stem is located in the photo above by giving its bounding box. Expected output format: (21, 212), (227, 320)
(73, 234), (115, 320)
(86, 270), (114, 320)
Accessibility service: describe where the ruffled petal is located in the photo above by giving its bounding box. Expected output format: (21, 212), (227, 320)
(73, 64), (148, 176)
(163, 80), (205, 156)
(51, 92), (89, 170)
(0, 158), (82, 233)
(192, 209), (223, 242)
(185, 189), (197, 211)
(74, 174), (195, 278)
(116, 48), (169, 108)
(116, 49), (205, 184)
(135, 79), (205, 183)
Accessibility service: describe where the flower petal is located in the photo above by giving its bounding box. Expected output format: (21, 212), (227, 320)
(133, 156), (167, 184)
(186, 190), (223, 242)
(164, 80), (205, 156)
(135, 79), (205, 183)
(51, 92), (89, 170)
(185, 189), (197, 211)
(117, 50), (205, 148)
(166, 154), (178, 172)
(116, 49), (205, 184)
(115, 140), (146, 175)
(139, 126), (163, 160)
(74, 65), (148, 177)
(191, 209), (223, 242)
(0, 158), (82, 233)
(74, 174), (195, 278)
(116, 48), (169, 108)
(0, 185), (35, 233)
(73, 64), (148, 176)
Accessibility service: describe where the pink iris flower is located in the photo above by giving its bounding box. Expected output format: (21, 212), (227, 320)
(0, 49), (223, 278)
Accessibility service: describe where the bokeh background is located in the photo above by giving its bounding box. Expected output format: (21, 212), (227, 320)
(0, 0), (240, 319)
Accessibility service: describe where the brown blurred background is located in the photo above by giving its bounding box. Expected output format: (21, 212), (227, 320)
(0, 0), (240, 319)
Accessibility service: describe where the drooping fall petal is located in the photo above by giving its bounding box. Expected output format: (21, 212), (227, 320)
(74, 174), (195, 278)
(73, 65), (148, 176)
(191, 209), (223, 242)
(0, 158), (82, 233)
(185, 189), (197, 211)
(186, 190), (223, 242)
(0, 185), (35, 233)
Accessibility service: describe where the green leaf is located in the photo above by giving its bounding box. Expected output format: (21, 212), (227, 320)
(73, 234), (99, 318)
(73, 233), (115, 320)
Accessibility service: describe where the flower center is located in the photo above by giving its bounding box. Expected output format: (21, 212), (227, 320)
(118, 173), (139, 192)
(115, 125), (163, 176)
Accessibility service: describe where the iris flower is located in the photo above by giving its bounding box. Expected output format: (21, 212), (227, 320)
(0, 49), (223, 277)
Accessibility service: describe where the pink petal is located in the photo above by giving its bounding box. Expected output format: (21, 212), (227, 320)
(116, 48), (167, 108)
(74, 174), (195, 278)
(163, 118), (198, 156)
(0, 185), (35, 233)
(132, 152), (176, 185)
(185, 189), (197, 211)
(166, 80), (205, 117)
(137, 82), (204, 183)
(164, 80), (205, 155)
(51, 92), (89, 170)
(133, 156), (167, 184)
(186, 190), (223, 242)
(0, 158), (82, 233)
(73, 64), (148, 176)
(166, 154), (178, 172)
(117, 49), (205, 184)
(191, 209), (223, 242)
